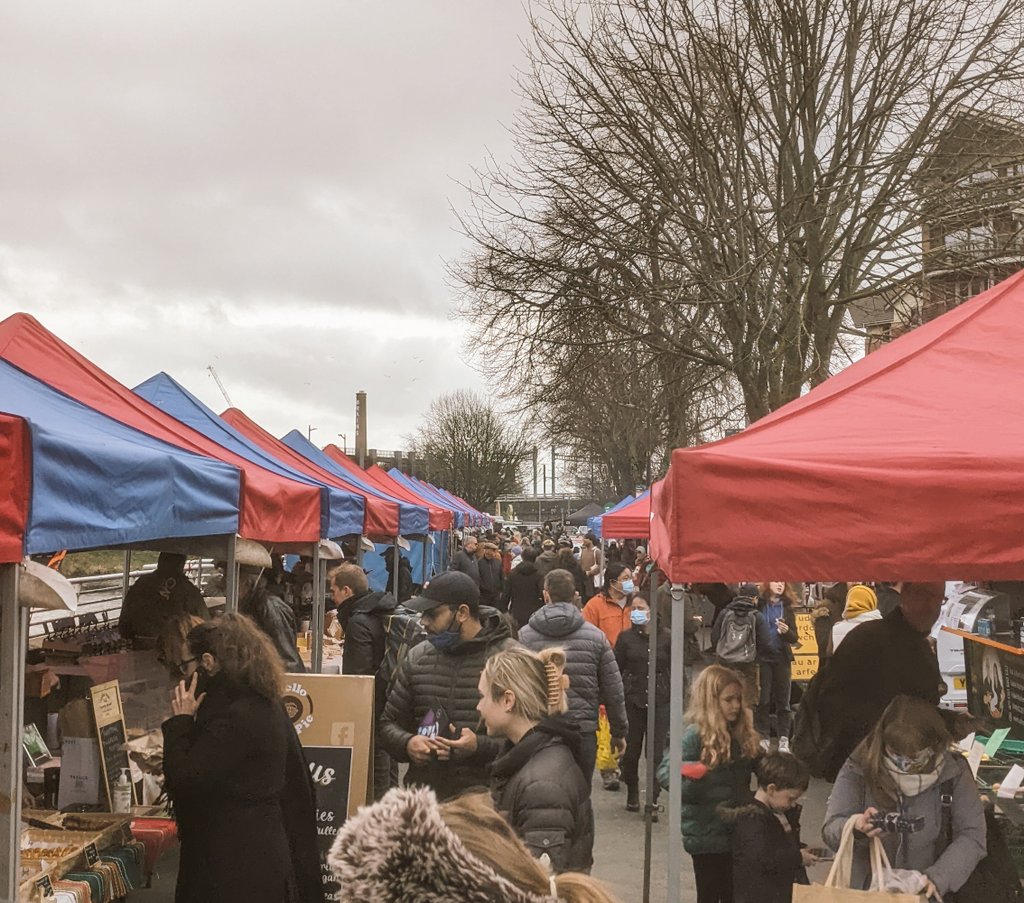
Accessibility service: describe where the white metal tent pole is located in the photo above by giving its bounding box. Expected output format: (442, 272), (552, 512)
(667, 583), (687, 903)
(355, 536), (365, 567)
(0, 564), (25, 903)
(311, 543), (324, 673)
(421, 538), (430, 584)
(224, 534), (238, 612)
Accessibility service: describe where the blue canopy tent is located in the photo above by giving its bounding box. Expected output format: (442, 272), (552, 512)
(388, 470), (465, 529)
(588, 495), (635, 538)
(0, 361), (243, 900)
(134, 373), (364, 539)
(279, 431), (428, 536)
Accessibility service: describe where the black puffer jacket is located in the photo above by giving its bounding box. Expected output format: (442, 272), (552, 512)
(338, 589), (397, 713)
(490, 716), (594, 874)
(239, 584), (305, 674)
(478, 557), (504, 609)
(518, 602), (628, 736)
(503, 562), (544, 627)
(378, 607), (516, 799)
(614, 624), (671, 709)
(448, 549), (480, 585)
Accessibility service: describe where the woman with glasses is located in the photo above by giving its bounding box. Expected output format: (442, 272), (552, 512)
(162, 613), (322, 903)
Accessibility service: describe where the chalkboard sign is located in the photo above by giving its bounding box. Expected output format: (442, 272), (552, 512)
(306, 745), (352, 901)
(88, 681), (135, 811)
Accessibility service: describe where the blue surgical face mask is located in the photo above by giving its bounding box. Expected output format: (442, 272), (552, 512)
(620, 579), (636, 595)
(630, 609), (650, 626)
(426, 609), (462, 650)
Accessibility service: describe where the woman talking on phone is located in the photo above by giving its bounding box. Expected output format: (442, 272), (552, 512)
(755, 582), (800, 752)
(162, 613), (322, 903)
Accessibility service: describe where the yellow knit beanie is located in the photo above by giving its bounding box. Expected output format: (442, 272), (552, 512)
(844, 584), (878, 619)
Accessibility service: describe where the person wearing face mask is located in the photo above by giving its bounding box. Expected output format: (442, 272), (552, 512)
(161, 614), (323, 903)
(377, 571), (517, 800)
(823, 696), (986, 901)
(614, 595), (671, 814)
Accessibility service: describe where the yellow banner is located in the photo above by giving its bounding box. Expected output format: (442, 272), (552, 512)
(792, 611), (820, 682)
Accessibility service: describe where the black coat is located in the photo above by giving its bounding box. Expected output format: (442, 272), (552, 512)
(503, 562), (544, 628)
(727, 800), (808, 903)
(816, 607), (945, 780)
(378, 608), (516, 799)
(490, 716), (594, 874)
(478, 557), (505, 608)
(449, 550), (480, 585)
(162, 673), (323, 903)
(240, 585), (305, 673)
(614, 625), (671, 709)
(338, 590), (397, 677)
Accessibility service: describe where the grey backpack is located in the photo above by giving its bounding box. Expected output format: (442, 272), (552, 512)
(715, 607), (757, 664)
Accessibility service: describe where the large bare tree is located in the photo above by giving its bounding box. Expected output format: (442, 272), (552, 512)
(410, 391), (532, 510)
(454, 0), (1024, 423)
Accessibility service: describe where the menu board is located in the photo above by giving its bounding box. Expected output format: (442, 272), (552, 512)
(89, 680), (135, 811)
(791, 612), (820, 682)
(282, 674), (374, 901)
(964, 636), (1024, 740)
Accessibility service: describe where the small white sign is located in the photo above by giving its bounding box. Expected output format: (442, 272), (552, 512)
(958, 732), (976, 753)
(998, 763), (1024, 799)
(967, 741), (985, 779)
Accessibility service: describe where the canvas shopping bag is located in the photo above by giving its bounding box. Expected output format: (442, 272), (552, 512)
(793, 815), (926, 903)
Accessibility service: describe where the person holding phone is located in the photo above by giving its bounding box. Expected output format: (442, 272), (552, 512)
(755, 582), (800, 752)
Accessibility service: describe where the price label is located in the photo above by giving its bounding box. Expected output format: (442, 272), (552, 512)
(35, 875), (54, 897)
(84, 842), (99, 865)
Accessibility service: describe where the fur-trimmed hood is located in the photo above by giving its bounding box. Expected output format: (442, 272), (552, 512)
(328, 787), (559, 903)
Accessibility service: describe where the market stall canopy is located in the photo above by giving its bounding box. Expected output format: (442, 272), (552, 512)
(0, 360), (241, 564)
(565, 502), (604, 527)
(409, 475), (488, 528)
(600, 491), (651, 539)
(134, 372), (364, 539)
(588, 495), (635, 537)
(386, 469), (464, 529)
(0, 313), (320, 545)
(425, 481), (490, 528)
(220, 408), (404, 538)
(288, 436), (449, 532)
(650, 268), (1024, 583)
(269, 428), (426, 535)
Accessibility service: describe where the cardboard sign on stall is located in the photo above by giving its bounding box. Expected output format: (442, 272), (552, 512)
(282, 674), (374, 901)
(88, 680), (136, 811)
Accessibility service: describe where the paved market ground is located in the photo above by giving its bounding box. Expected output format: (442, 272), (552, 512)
(143, 762), (835, 903)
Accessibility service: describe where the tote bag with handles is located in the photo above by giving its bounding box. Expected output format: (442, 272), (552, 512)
(794, 815), (927, 903)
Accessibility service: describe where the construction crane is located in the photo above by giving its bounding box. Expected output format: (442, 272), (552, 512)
(206, 365), (234, 408)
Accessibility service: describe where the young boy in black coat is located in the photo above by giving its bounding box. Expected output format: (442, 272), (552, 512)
(727, 753), (816, 903)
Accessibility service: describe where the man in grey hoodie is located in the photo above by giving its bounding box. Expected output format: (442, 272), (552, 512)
(518, 568), (628, 785)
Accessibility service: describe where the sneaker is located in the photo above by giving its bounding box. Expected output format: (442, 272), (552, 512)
(759, 738), (771, 752)
(778, 736), (790, 754)
(601, 771), (621, 791)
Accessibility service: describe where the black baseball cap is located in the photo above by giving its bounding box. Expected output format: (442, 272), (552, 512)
(404, 571), (481, 613)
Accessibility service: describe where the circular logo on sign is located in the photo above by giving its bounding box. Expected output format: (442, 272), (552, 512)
(283, 691), (313, 725)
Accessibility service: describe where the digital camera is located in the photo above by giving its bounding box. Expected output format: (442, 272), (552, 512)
(868, 812), (925, 834)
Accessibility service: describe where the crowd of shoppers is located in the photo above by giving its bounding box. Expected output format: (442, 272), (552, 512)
(149, 535), (1007, 903)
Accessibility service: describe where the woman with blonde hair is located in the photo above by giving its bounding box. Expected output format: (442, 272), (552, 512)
(162, 612), (322, 903)
(328, 786), (619, 903)
(658, 664), (760, 903)
(823, 695), (986, 900)
(476, 645), (595, 873)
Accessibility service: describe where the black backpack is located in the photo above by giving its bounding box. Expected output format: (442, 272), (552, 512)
(790, 666), (841, 780)
(375, 608), (428, 696)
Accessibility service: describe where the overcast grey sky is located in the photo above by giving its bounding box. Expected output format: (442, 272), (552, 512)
(0, 2), (530, 450)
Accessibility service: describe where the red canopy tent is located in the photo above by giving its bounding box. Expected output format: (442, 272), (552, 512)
(0, 314), (321, 545)
(601, 492), (651, 539)
(651, 268), (1024, 583)
(0, 415), (29, 564)
(220, 408), (400, 538)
